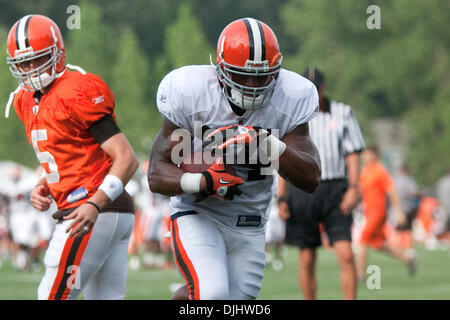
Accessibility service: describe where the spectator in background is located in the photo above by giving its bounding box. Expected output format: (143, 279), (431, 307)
(265, 175), (286, 271)
(434, 169), (450, 246)
(390, 164), (421, 252)
(436, 168), (450, 216)
(279, 67), (365, 300)
(356, 146), (416, 280)
(0, 192), (10, 269)
(6, 165), (35, 271)
(415, 195), (440, 248)
(127, 161), (173, 271)
(143, 192), (171, 269)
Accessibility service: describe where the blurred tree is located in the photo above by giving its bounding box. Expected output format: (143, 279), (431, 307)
(95, 0), (179, 63)
(64, 0), (116, 84)
(280, 0), (450, 184)
(0, 0), (62, 28)
(110, 28), (158, 158)
(0, 0), (448, 185)
(280, 0), (383, 129)
(148, 1), (214, 112)
(162, 2), (213, 68)
(190, 0), (291, 53)
(141, 2), (215, 161)
(0, 0), (291, 62)
(406, 88), (450, 185)
(0, 27), (40, 168)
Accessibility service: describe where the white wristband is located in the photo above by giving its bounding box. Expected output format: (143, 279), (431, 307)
(260, 134), (287, 160)
(180, 173), (202, 194)
(99, 174), (124, 201)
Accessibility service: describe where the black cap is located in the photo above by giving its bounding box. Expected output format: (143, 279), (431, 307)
(302, 66), (325, 88)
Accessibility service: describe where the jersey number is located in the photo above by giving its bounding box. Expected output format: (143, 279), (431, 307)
(31, 129), (60, 184)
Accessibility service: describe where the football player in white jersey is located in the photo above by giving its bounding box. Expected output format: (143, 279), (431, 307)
(148, 18), (321, 300)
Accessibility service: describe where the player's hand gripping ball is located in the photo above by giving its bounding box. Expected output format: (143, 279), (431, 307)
(180, 153), (243, 201)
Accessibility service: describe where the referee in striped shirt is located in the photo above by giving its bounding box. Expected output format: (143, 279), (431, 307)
(278, 67), (365, 300)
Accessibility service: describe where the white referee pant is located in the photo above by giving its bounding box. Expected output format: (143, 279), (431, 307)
(37, 212), (134, 300)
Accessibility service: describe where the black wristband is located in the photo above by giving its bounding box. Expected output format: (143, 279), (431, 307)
(201, 171), (214, 194)
(85, 201), (101, 213)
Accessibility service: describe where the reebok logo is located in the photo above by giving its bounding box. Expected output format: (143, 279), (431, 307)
(159, 94), (167, 103)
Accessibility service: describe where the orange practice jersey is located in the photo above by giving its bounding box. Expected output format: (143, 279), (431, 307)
(417, 197), (439, 233)
(14, 68), (116, 210)
(359, 161), (394, 215)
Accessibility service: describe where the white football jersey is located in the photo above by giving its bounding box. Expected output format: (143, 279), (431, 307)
(156, 65), (318, 231)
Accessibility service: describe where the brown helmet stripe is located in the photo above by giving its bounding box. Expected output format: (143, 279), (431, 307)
(242, 18), (255, 61)
(15, 21), (20, 51)
(15, 15), (33, 50)
(24, 15), (33, 48)
(243, 18), (265, 62)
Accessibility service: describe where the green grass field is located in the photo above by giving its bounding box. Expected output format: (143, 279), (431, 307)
(1, 245), (449, 300)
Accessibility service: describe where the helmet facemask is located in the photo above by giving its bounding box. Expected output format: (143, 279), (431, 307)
(7, 45), (62, 92)
(215, 54), (282, 110)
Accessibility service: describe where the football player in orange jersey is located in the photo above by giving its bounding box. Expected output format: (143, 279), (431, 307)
(5, 14), (139, 299)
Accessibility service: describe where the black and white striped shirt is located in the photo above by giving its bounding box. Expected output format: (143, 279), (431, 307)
(309, 99), (365, 181)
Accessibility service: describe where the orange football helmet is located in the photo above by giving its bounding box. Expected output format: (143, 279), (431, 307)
(215, 18), (282, 110)
(6, 14), (65, 92)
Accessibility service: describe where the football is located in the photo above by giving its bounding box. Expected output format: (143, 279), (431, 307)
(179, 151), (238, 201)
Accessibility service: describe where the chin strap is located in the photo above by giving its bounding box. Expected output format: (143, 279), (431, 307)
(5, 64), (86, 119)
(4, 66), (70, 119)
(66, 64), (86, 75)
(55, 68), (67, 78)
(5, 86), (21, 118)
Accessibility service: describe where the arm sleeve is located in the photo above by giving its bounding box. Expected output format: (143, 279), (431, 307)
(342, 106), (366, 155)
(70, 75), (116, 129)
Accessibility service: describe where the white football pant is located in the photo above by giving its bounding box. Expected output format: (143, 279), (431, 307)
(171, 212), (266, 300)
(37, 212), (134, 300)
